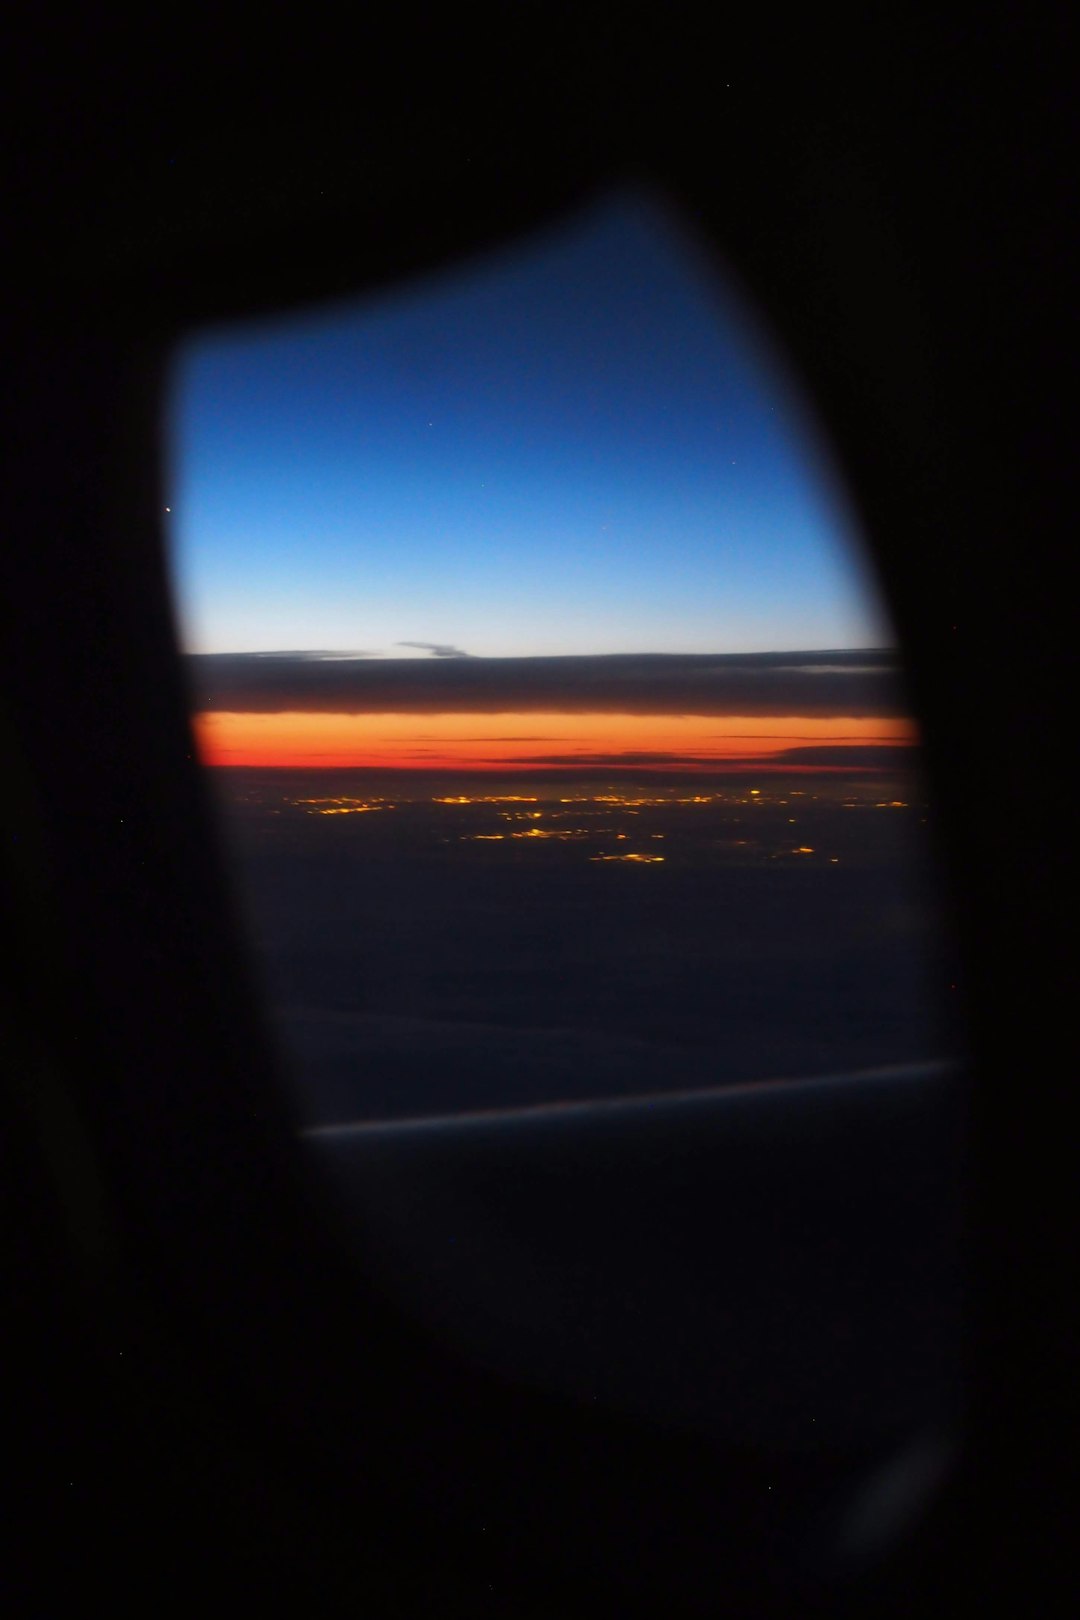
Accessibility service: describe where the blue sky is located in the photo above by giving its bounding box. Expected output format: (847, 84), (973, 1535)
(166, 189), (891, 660)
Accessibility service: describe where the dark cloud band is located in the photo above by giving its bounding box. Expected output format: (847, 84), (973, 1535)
(186, 648), (905, 718)
(396, 641), (472, 658)
(506, 744), (914, 769)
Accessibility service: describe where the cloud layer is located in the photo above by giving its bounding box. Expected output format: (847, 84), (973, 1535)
(506, 744), (914, 770)
(186, 648), (905, 718)
(396, 641), (473, 658)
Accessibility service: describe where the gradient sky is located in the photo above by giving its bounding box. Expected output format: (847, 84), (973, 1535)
(166, 190), (901, 770)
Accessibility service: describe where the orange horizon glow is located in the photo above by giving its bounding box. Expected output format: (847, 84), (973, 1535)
(193, 710), (918, 769)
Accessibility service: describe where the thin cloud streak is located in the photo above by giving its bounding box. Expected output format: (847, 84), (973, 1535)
(509, 744), (915, 769)
(396, 641), (473, 658)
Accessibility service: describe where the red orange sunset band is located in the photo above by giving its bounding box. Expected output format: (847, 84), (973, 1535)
(193, 710), (917, 770)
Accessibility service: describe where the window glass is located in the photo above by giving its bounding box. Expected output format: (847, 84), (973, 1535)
(166, 191), (960, 1127)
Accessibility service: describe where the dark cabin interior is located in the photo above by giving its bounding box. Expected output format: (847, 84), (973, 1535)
(3, 13), (1072, 1615)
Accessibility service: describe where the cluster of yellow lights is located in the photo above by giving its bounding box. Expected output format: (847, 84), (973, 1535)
(292, 796), (392, 815)
(433, 795), (538, 805)
(571, 793), (717, 807)
(559, 795), (634, 807)
(280, 795), (908, 862)
(430, 791), (776, 811)
(843, 799), (911, 810)
(590, 853), (665, 864)
(461, 827), (608, 841)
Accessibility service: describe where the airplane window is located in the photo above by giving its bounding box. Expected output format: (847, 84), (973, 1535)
(165, 190), (962, 1130)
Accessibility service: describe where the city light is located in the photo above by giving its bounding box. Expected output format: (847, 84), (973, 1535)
(590, 853), (666, 864)
(264, 785), (920, 867)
